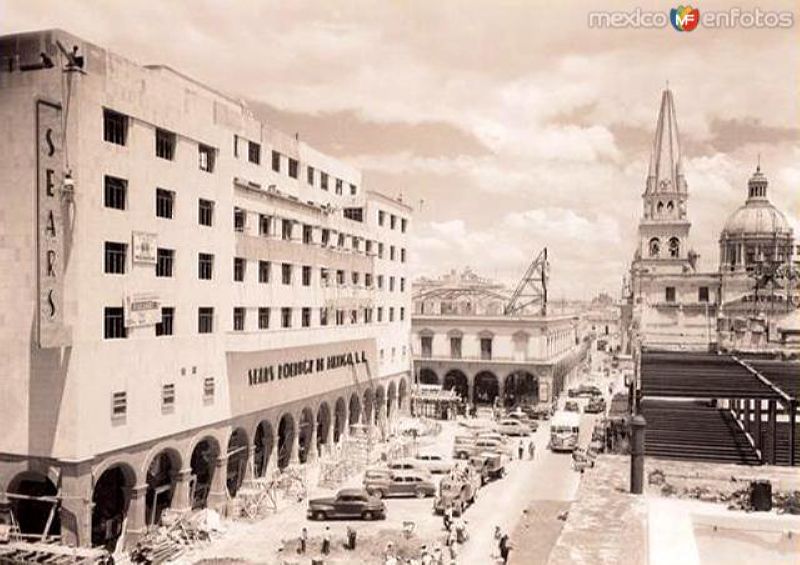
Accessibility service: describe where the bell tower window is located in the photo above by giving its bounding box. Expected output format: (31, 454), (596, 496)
(656, 201), (664, 216)
(649, 237), (660, 257)
(668, 237), (680, 258)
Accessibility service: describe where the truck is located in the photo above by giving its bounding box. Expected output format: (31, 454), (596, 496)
(432, 468), (481, 516)
(470, 452), (507, 484)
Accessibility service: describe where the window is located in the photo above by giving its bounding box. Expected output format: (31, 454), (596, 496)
(103, 109), (127, 145)
(698, 286), (709, 302)
(365, 273), (373, 288)
(271, 150), (281, 172)
(480, 337), (493, 360)
(282, 263), (292, 285)
(401, 248), (406, 263)
(320, 308), (329, 326)
(649, 237), (660, 257)
(336, 270), (345, 286)
(665, 287), (676, 303)
(112, 391), (127, 418)
(352, 237), (361, 252)
(366, 240), (373, 255)
(156, 307), (174, 336)
(450, 336), (462, 359)
(258, 307), (270, 329)
(203, 377), (215, 400)
(161, 384), (175, 410)
(401, 218), (407, 233)
(104, 242), (126, 274)
(377, 275), (384, 289)
(352, 272), (360, 286)
(350, 183), (357, 196)
(321, 229), (330, 247)
(377, 307), (384, 322)
(233, 134), (239, 158)
(198, 307), (214, 333)
(320, 268), (330, 286)
(281, 307), (292, 328)
(364, 308), (372, 323)
(378, 210), (385, 226)
(199, 199), (214, 226)
(389, 277), (395, 292)
(156, 189), (174, 219)
(302, 265), (311, 286)
(198, 253), (214, 280)
(156, 248), (174, 278)
(307, 166), (315, 185)
(302, 307), (311, 327)
(378, 243), (384, 258)
(390, 246), (396, 261)
(234, 257), (246, 282)
(335, 178), (343, 195)
(321, 172), (329, 191)
(288, 158), (298, 178)
(104, 307), (126, 339)
(338, 233), (345, 248)
(155, 128), (176, 160)
(336, 310), (345, 326)
(350, 310), (358, 324)
(199, 143), (215, 172)
(104, 175), (127, 210)
(233, 307), (245, 331)
(421, 336), (432, 358)
(234, 208), (246, 232)
(259, 214), (271, 237)
(248, 141), (261, 164)
(258, 260), (271, 283)
(281, 219), (293, 240)
(390, 215), (397, 230)
(389, 307), (395, 322)
(303, 224), (313, 244)
(400, 278), (406, 292)
(400, 307), (405, 321)
(669, 237), (680, 258)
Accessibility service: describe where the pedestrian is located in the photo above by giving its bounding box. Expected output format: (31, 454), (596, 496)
(528, 441), (536, 460)
(346, 525), (357, 550)
(518, 441), (524, 460)
(499, 533), (512, 564)
(321, 526), (331, 555)
(298, 526), (308, 554)
(443, 504), (453, 530)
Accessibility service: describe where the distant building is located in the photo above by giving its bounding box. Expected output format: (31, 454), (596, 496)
(626, 88), (798, 354)
(412, 269), (588, 406)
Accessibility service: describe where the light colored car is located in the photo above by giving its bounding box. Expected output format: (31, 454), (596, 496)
(498, 419), (531, 436)
(414, 453), (453, 474)
(365, 470), (436, 499)
(386, 458), (433, 477)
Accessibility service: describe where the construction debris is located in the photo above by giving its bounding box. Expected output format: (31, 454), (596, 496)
(129, 509), (223, 564)
(0, 540), (108, 564)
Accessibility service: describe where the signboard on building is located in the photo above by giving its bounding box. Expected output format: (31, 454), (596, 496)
(37, 100), (71, 348)
(132, 231), (157, 264)
(125, 293), (161, 327)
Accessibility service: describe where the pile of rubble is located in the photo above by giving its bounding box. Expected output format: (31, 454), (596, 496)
(129, 509), (224, 564)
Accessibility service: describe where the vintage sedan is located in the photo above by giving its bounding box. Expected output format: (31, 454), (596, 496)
(365, 471), (436, 499)
(307, 488), (386, 521)
(497, 419), (532, 436)
(414, 452), (453, 474)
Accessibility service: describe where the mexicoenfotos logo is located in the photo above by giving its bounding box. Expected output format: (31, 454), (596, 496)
(670, 5), (700, 31)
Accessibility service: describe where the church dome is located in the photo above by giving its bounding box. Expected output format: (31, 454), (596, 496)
(721, 167), (792, 237)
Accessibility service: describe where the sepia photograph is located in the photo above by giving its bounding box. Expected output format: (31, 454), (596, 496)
(0, 1), (797, 564)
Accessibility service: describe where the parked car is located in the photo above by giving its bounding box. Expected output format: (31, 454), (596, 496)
(470, 452), (507, 484)
(307, 488), (386, 520)
(365, 470), (436, 499)
(564, 400), (580, 413)
(433, 470), (481, 516)
(585, 396), (607, 414)
(505, 410), (539, 432)
(415, 453), (453, 474)
(569, 384), (603, 398)
(497, 418), (531, 436)
(386, 458), (433, 477)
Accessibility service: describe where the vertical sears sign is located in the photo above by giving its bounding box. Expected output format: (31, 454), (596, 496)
(37, 101), (71, 348)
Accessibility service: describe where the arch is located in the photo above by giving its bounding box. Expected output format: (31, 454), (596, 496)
(473, 371), (499, 405)
(277, 413), (296, 470)
(189, 436), (221, 509)
(387, 382), (397, 420)
(363, 388), (375, 426)
(334, 397), (347, 443)
(375, 385), (386, 419)
(503, 371), (539, 407)
(91, 463), (137, 549)
(316, 402), (332, 454)
(298, 407), (315, 463)
(253, 420), (274, 477)
(418, 368), (439, 385)
(7, 472), (60, 539)
(226, 427), (249, 496)
(668, 237), (680, 258)
(666, 200), (674, 213)
(649, 237), (660, 257)
(145, 448), (181, 527)
(398, 378), (409, 410)
(446, 329), (464, 338)
(656, 201), (664, 215)
(348, 393), (362, 427)
(443, 369), (469, 401)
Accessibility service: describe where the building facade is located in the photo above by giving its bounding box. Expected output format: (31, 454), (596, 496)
(626, 88), (798, 353)
(0, 30), (412, 549)
(412, 270), (588, 407)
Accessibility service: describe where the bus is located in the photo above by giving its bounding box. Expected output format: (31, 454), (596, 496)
(549, 411), (581, 452)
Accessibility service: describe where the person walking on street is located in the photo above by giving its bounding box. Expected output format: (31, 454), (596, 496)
(499, 533), (512, 564)
(321, 526), (331, 555)
(298, 526), (308, 554)
(518, 441), (524, 460)
(528, 440), (536, 460)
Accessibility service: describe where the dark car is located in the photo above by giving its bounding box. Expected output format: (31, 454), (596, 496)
(307, 488), (386, 521)
(585, 397), (607, 414)
(570, 384), (602, 398)
(564, 400), (580, 413)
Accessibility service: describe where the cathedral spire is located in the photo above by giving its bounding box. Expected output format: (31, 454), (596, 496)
(646, 87), (686, 195)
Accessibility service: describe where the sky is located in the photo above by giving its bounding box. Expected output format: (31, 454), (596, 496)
(2, 0), (798, 300)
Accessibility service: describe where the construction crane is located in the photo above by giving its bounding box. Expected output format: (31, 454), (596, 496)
(504, 247), (549, 316)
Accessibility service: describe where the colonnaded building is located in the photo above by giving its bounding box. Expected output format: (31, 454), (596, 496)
(626, 87), (799, 353)
(411, 268), (589, 407)
(0, 30), (412, 549)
